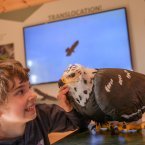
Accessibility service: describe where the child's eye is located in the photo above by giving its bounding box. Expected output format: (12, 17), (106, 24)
(15, 89), (25, 96)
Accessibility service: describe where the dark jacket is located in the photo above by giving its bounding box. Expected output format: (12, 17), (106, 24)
(0, 104), (83, 145)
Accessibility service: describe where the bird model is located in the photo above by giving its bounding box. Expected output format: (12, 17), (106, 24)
(58, 64), (145, 124)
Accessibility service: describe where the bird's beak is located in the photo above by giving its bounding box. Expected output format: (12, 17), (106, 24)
(58, 79), (65, 88)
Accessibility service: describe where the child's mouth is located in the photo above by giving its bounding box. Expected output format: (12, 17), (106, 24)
(25, 104), (35, 112)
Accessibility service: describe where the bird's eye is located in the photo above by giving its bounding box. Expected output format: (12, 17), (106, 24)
(69, 73), (75, 78)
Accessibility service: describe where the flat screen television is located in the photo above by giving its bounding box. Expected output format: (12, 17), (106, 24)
(23, 7), (132, 85)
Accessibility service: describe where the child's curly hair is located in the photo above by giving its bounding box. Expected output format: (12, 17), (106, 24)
(0, 59), (29, 104)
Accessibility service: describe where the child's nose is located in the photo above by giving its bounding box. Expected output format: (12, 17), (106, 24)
(27, 89), (37, 101)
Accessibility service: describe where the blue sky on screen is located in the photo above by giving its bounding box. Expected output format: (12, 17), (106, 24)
(24, 8), (132, 84)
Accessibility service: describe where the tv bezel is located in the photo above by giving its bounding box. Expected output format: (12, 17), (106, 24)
(23, 7), (133, 85)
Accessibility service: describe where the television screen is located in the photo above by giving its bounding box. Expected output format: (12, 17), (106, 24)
(23, 8), (132, 85)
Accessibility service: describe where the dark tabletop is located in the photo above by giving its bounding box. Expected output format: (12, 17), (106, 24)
(52, 129), (145, 145)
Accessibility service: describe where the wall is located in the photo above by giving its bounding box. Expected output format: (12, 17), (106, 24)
(0, 0), (145, 98)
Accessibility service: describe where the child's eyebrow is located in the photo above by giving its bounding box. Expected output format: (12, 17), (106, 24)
(14, 85), (25, 91)
(9, 85), (25, 94)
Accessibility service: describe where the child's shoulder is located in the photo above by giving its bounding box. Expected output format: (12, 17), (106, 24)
(36, 103), (63, 113)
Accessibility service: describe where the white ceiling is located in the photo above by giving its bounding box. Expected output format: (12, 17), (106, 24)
(0, 0), (57, 13)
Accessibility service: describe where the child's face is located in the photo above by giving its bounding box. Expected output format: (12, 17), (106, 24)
(0, 77), (37, 124)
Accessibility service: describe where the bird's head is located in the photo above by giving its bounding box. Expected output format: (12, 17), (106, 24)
(58, 64), (83, 86)
(58, 64), (97, 87)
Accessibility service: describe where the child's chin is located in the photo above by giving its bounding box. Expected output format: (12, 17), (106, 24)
(25, 112), (37, 122)
(30, 112), (37, 120)
(32, 113), (37, 120)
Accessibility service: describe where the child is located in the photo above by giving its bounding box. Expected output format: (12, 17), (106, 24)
(0, 59), (84, 145)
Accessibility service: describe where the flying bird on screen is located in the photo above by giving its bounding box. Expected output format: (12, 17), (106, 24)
(66, 40), (79, 56)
